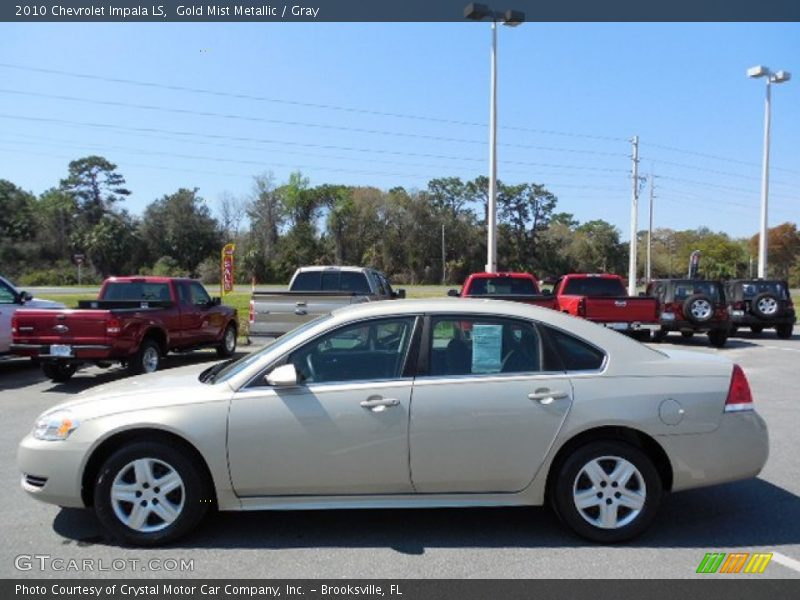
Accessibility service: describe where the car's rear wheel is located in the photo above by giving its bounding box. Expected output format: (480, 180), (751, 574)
(551, 441), (662, 543)
(776, 324), (794, 339)
(128, 339), (161, 375)
(708, 329), (728, 348)
(750, 325), (764, 335)
(42, 361), (77, 382)
(216, 323), (237, 358)
(681, 331), (694, 339)
(94, 441), (211, 546)
(651, 329), (667, 343)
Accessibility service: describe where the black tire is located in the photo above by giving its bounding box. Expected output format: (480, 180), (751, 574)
(730, 326), (739, 336)
(751, 293), (780, 319)
(216, 323), (237, 358)
(128, 338), (161, 375)
(683, 294), (714, 325)
(550, 440), (662, 543)
(750, 325), (764, 335)
(776, 324), (794, 339)
(651, 329), (667, 343)
(680, 331), (694, 339)
(93, 440), (211, 546)
(41, 361), (77, 382)
(708, 329), (728, 348)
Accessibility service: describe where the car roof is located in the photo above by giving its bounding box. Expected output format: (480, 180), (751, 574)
(295, 266), (373, 274)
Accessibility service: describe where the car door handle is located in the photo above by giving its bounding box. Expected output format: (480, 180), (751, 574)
(360, 397), (400, 411)
(528, 388), (569, 404)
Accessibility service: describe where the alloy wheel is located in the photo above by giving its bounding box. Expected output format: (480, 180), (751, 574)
(572, 456), (647, 529)
(110, 458), (185, 533)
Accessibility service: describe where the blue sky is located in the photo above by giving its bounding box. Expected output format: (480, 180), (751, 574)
(1, 22), (798, 240)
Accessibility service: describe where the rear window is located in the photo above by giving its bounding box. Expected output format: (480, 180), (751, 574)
(103, 282), (172, 301)
(562, 277), (625, 297)
(673, 281), (720, 302)
(741, 281), (788, 299)
(291, 272), (321, 291)
(468, 277), (539, 296)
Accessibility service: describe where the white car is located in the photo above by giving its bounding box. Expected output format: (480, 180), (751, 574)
(0, 276), (65, 355)
(18, 299), (768, 546)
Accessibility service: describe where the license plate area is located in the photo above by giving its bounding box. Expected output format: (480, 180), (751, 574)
(607, 322), (629, 330)
(49, 344), (73, 357)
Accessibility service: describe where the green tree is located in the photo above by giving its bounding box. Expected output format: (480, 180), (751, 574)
(82, 211), (140, 277)
(59, 156), (130, 226)
(139, 188), (222, 275)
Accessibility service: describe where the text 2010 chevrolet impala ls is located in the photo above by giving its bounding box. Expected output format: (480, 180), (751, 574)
(18, 299), (768, 546)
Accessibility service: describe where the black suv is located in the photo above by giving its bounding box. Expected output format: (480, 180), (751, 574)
(723, 279), (795, 339)
(645, 279), (730, 347)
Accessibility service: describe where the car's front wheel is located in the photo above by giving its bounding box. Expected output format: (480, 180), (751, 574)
(776, 324), (793, 339)
(216, 323), (237, 358)
(94, 441), (211, 546)
(708, 329), (728, 348)
(551, 441), (662, 543)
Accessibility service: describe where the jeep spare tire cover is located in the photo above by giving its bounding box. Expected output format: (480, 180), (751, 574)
(751, 292), (780, 319)
(683, 294), (714, 324)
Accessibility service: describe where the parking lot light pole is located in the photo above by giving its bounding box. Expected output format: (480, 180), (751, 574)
(464, 3), (524, 273)
(747, 65), (791, 279)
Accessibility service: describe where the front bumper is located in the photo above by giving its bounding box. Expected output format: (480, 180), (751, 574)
(659, 411), (769, 492)
(17, 434), (90, 508)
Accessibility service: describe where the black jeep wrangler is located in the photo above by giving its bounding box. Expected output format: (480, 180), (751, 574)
(723, 279), (795, 339)
(645, 279), (730, 347)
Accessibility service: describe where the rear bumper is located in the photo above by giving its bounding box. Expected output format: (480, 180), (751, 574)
(659, 411), (769, 492)
(658, 319), (729, 333)
(729, 312), (795, 327)
(10, 343), (113, 360)
(590, 320), (660, 332)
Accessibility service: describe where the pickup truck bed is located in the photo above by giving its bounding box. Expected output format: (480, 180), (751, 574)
(249, 291), (370, 337)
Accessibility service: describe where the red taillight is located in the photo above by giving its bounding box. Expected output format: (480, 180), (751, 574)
(248, 300), (255, 324)
(11, 315), (18, 335)
(725, 364), (753, 413)
(577, 297), (586, 317)
(106, 317), (122, 336)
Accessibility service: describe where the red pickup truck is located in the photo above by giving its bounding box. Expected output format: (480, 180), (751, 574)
(448, 272), (557, 309)
(553, 273), (659, 339)
(11, 277), (238, 382)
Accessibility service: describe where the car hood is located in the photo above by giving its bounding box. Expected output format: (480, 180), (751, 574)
(45, 363), (230, 420)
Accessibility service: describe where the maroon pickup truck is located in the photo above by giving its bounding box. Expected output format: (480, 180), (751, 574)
(448, 272), (556, 309)
(554, 273), (659, 340)
(11, 277), (238, 382)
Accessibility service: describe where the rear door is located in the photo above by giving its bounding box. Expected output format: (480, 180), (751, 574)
(409, 315), (573, 493)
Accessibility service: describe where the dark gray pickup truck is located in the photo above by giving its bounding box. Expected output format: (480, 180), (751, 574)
(248, 266), (405, 337)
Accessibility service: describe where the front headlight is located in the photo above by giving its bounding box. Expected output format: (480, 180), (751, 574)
(32, 410), (79, 441)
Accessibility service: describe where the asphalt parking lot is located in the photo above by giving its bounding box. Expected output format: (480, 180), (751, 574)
(1, 330), (799, 579)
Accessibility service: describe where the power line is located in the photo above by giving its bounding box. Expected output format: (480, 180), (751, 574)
(643, 141), (800, 176)
(0, 61), (629, 143)
(639, 156), (794, 188)
(0, 89), (631, 158)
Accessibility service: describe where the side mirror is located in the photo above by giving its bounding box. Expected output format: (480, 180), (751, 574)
(265, 364), (298, 387)
(394, 289), (406, 299)
(447, 289), (460, 297)
(19, 291), (33, 304)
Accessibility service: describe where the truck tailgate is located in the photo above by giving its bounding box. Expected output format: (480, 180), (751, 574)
(250, 293), (366, 336)
(584, 298), (659, 323)
(13, 309), (111, 345)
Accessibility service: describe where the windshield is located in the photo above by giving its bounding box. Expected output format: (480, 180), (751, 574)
(468, 277), (539, 296)
(205, 315), (332, 384)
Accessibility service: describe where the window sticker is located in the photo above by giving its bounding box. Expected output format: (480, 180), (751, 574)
(471, 324), (503, 374)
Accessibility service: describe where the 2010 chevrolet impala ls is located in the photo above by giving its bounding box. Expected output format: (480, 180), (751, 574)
(18, 299), (768, 546)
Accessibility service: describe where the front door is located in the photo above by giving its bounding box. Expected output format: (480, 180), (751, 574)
(227, 316), (419, 496)
(409, 316), (573, 493)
